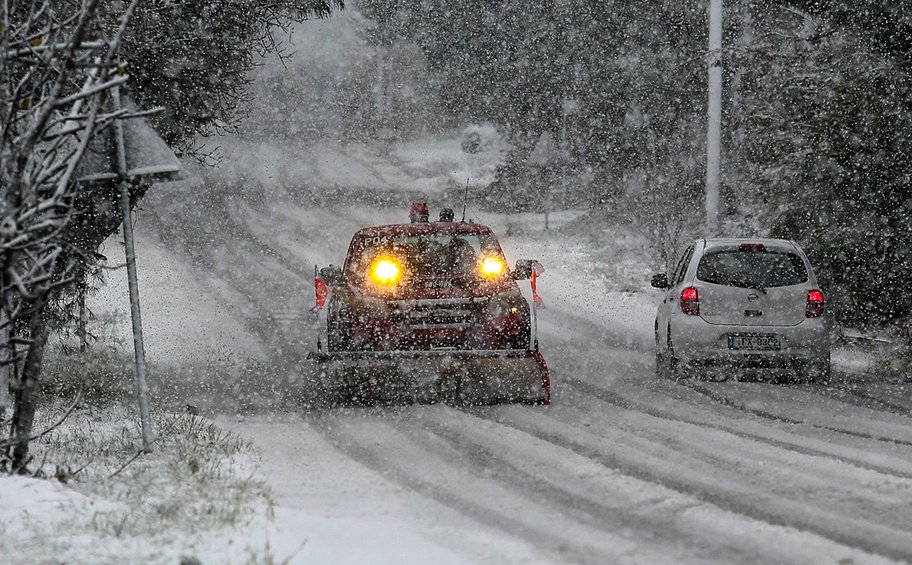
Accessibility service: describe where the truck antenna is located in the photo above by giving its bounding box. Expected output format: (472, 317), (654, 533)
(461, 178), (469, 222)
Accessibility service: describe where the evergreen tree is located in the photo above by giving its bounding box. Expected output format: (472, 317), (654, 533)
(737, 7), (912, 325)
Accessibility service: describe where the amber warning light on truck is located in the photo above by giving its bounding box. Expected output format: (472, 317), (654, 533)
(370, 257), (401, 285)
(481, 256), (505, 277)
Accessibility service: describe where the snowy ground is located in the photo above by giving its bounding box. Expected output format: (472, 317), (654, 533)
(7, 131), (912, 564)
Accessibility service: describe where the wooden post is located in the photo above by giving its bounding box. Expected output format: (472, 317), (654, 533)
(113, 86), (153, 453)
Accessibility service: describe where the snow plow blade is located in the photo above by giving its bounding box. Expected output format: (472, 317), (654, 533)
(307, 349), (550, 406)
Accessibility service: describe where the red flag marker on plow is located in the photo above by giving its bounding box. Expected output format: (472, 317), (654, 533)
(529, 260), (545, 351)
(530, 261), (545, 309)
(313, 264), (328, 311)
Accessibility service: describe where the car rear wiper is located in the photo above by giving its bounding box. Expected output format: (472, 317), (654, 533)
(728, 280), (768, 294)
(745, 284), (768, 295)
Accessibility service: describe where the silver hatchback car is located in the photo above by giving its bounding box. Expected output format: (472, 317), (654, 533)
(652, 238), (830, 383)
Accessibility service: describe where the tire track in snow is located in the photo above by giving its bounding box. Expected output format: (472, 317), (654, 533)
(541, 309), (912, 474)
(788, 380), (912, 418)
(480, 326), (912, 559)
(550, 392), (912, 527)
(399, 407), (893, 565)
(474, 404), (912, 563)
(147, 193), (307, 329)
(565, 377), (912, 481)
(313, 411), (665, 565)
(142, 198), (331, 410)
(393, 410), (743, 563)
(683, 381), (912, 447)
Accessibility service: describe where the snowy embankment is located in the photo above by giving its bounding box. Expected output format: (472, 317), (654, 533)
(0, 407), (274, 564)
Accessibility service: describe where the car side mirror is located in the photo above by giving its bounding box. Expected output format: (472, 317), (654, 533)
(651, 273), (669, 289)
(320, 265), (343, 286)
(513, 260), (535, 280)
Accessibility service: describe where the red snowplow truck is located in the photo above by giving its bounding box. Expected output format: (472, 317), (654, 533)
(310, 203), (550, 405)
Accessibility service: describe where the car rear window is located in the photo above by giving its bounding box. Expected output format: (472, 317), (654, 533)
(696, 250), (808, 288)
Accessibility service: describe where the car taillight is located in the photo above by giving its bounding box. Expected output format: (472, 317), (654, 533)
(806, 289), (824, 318)
(681, 287), (700, 316)
(739, 243), (766, 252)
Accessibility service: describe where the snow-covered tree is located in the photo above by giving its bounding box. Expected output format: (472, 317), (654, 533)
(736, 6), (912, 326)
(2, 0), (344, 473)
(1, 0), (142, 473)
(120, 0), (343, 158)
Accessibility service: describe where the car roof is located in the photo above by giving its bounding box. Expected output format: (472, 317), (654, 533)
(698, 238), (799, 253)
(355, 222), (494, 238)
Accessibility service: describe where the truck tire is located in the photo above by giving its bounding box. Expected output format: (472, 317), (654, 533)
(327, 311), (351, 352)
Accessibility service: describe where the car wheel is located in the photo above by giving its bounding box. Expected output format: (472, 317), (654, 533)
(655, 345), (668, 380)
(665, 328), (684, 382)
(654, 325), (667, 379)
(811, 361), (831, 385)
(796, 359), (830, 385)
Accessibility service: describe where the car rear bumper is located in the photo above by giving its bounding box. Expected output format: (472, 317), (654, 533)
(672, 316), (829, 367)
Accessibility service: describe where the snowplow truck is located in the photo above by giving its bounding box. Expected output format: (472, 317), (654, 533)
(309, 203), (550, 406)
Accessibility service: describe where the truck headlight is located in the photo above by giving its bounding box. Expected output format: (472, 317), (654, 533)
(480, 256), (505, 277)
(370, 258), (401, 285)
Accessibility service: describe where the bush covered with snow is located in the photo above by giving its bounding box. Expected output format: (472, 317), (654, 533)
(1, 406), (274, 564)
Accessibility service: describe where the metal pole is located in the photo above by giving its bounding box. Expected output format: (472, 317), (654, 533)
(705, 0), (723, 236)
(113, 86), (153, 453)
(560, 103), (567, 209)
(78, 286), (87, 352)
(0, 321), (9, 426)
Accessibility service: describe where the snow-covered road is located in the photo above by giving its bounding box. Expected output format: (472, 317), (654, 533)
(110, 147), (912, 563)
(218, 312), (912, 563)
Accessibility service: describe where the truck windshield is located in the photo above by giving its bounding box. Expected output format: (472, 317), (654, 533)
(350, 232), (502, 278)
(697, 250), (808, 289)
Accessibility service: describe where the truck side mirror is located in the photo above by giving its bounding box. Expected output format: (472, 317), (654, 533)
(320, 265), (343, 286)
(513, 260), (534, 280)
(651, 273), (669, 289)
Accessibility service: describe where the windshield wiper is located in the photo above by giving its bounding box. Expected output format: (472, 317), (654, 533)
(728, 280), (768, 294)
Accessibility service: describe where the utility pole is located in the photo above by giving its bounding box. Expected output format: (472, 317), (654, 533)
(560, 97), (579, 209)
(0, 323), (9, 424)
(113, 86), (153, 453)
(706, 0), (723, 236)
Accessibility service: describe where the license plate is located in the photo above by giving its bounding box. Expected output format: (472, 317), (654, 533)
(418, 278), (454, 289)
(728, 334), (781, 351)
